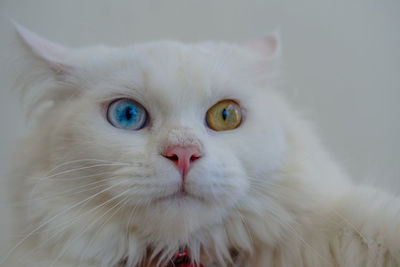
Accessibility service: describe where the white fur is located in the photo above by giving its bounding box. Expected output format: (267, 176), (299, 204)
(2, 26), (400, 267)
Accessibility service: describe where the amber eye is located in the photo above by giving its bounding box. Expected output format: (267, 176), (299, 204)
(206, 100), (242, 131)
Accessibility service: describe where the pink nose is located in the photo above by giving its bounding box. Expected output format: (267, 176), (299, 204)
(163, 146), (202, 178)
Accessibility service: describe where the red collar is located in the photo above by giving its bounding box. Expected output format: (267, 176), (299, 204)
(170, 250), (202, 267)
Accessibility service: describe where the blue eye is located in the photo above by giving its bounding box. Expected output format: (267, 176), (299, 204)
(107, 99), (147, 130)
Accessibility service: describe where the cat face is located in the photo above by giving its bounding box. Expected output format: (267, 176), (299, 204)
(17, 26), (286, 241)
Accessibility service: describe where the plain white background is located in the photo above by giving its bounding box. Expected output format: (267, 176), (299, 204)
(0, 0), (399, 254)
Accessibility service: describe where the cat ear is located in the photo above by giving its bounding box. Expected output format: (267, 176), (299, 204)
(13, 23), (79, 118)
(14, 23), (72, 73)
(244, 32), (281, 59)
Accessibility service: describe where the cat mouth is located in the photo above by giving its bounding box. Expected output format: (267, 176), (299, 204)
(154, 190), (204, 203)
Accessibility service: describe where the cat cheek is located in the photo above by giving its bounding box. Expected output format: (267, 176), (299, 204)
(189, 152), (248, 200)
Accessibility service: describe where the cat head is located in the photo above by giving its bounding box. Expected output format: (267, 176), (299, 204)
(16, 24), (287, 245)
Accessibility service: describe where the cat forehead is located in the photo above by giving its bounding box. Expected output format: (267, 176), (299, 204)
(132, 42), (221, 98)
(86, 41), (250, 104)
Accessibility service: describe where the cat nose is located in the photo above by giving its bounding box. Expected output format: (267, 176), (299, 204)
(163, 146), (202, 178)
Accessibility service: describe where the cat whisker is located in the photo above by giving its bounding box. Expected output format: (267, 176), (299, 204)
(332, 210), (371, 249)
(29, 178), (117, 202)
(0, 180), (127, 265)
(23, 189), (131, 264)
(246, 175), (296, 189)
(1, 175), (120, 208)
(126, 198), (140, 232)
(43, 170), (116, 181)
(30, 164), (130, 198)
(77, 198), (131, 266)
(245, 186), (333, 266)
(39, 186), (147, 236)
(271, 209), (333, 266)
(39, 163), (130, 181)
(7, 183), (108, 210)
(246, 180), (358, 253)
(45, 158), (128, 176)
(233, 204), (254, 246)
(330, 212), (390, 262)
(246, 177), (354, 228)
(246, 176), (312, 202)
(49, 193), (130, 267)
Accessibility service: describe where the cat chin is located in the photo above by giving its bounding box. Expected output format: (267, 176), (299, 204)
(128, 197), (230, 241)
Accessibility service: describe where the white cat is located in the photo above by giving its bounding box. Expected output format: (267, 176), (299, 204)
(2, 24), (399, 267)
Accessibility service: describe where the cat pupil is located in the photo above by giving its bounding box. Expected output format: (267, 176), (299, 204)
(222, 109), (228, 120)
(125, 106), (133, 121)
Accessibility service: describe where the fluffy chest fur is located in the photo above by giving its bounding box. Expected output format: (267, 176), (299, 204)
(3, 26), (400, 267)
